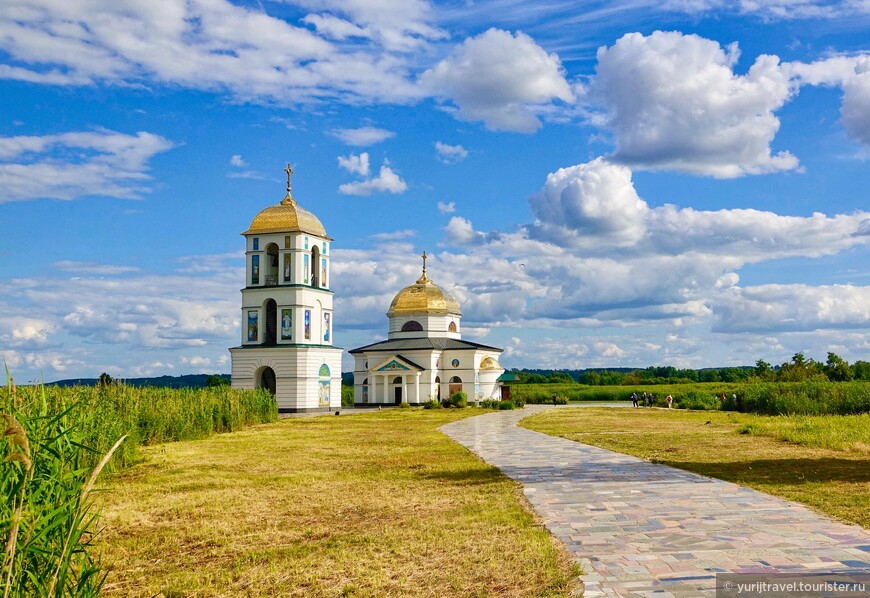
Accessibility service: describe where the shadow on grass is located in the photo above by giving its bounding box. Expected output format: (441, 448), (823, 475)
(660, 458), (870, 487)
(417, 465), (506, 486)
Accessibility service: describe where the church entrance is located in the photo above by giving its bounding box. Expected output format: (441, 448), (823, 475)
(393, 376), (402, 404)
(258, 366), (276, 395)
(448, 376), (462, 397)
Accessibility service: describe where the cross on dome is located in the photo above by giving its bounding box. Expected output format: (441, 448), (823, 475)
(281, 163), (295, 205)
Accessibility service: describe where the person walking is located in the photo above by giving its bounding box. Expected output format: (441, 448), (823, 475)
(666, 395), (673, 409)
(631, 392), (638, 407)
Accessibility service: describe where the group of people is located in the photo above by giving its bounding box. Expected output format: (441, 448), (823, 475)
(630, 391), (673, 408)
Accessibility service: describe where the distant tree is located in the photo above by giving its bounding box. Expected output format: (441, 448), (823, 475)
(520, 372), (548, 384)
(853, 361), (870, 381)
(205, 374), (230, 387)
(824, 352), (854, 382)
(98, 372), (114, 387)
(547, 371), (574, 384)
(578, 370), (601, 385)
(676, 368), (699, 382)
(778, 352), (823, 382)
(698, 369), (721, 383)
(754, 359), (774, 380)
(598, 370), (627, 386)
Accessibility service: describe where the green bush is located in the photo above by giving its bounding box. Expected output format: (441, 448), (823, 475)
(675, 391), (720, 410)
(398, 401), (411, 409)
(422, 399), (442, 409)
(449, 391), (468, 408)
(479, 399), (499, 409)
(341, 385), (354, 407)
(497, 401), (515, 410)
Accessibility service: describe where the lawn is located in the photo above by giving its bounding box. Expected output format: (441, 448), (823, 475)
(95, 409), (578, 597)
(521, 408), (870, 529)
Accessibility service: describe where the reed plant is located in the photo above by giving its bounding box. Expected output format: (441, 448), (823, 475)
(1, 372), (125, 597)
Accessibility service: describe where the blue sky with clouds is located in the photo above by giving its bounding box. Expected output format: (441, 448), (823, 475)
(1, 0), (868, 382)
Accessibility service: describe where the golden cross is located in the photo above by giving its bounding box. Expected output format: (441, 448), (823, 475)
(421, 251), (427, 276)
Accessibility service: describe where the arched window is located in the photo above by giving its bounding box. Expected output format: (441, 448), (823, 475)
(362, 378), (368, 404)
(448, 376), (462, 397)
(318, 364), (330, 407)
(311, 245), (320, 287)
(448, 321), (458, 332)
(435, 376), (441, 401)
(265, 243), (279, 286)
(401, 320), (423, 332)
(264, 299), (277, 345)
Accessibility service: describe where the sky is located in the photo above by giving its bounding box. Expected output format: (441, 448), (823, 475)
(1, 0), (869, 383)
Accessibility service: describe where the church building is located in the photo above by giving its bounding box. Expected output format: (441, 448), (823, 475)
(229, 166), (342, 413)
(350, 254), (506, 405)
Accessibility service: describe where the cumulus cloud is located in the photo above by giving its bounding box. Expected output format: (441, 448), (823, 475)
(434, 142), (468, 164)
(229, 154), (247, 167)
(420, 28), (574, 132)
(437, 201), (456, 214)
(588, 31), (798, 177)
(530, 158), (649, 246)
(338, 160), (408, 196)
(338, 152), (370, 176)
(0, 130), (173, 202)
(53, 261), (140, 275)
(330, 126), (396, 146)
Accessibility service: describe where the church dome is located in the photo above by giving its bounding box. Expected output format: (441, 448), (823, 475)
(243, 196), (329, 238)
(387, 272), (462, 317)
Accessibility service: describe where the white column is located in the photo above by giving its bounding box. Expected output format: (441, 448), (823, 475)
(383, 374), (388, 403)
(415, 372), (421, 403)
(370, 375), (376, 404)
(401, 376), (407, 404)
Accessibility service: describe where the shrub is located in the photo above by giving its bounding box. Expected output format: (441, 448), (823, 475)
(422, 399), (442, 410)
(398, 401), (411, 409)
(675, 391), (720, 411)
(341, 385), (354, 407)
(449, 391), (468, 408)
(497, 401), (515, 410)
(479, 399), (499, 409)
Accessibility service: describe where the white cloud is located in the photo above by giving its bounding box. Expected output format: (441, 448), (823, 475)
(53, 261), (140, 275)
(444, 216), (485, 245)
(530, 158), (649, 247)
(371, 229), (416, 240)
(338, 162), (408, 196)
(434, 141), (468, 164)
(0, 130), (173, 202)
(338, 152), (370, 176)
(588, 31), (798, 177)
(785, 55), (870, 146)
(715, 284), (870, 332)
(330, 126), (396, 146)
(437, 201), (456, 214)
(0, 0), (424, 104)
(229, 154), (247, 167)
(420, 28), (574, 132)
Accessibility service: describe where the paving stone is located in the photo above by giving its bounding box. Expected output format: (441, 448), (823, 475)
(441, 406), (870, 597)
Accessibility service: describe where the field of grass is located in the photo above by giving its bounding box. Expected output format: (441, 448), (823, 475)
(96, 409), (579, 596)
(521, 408), (870, 528)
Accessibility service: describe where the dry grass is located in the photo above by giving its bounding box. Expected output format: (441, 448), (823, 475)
(521, 408), (870, 529)
(96, 409), (578, 597)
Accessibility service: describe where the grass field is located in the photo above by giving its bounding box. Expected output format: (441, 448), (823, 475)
(96, 409), (579, 597)
(521, 408), (870, 528)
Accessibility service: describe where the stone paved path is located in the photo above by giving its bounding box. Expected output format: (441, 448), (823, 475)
(441, 406), (870, 597)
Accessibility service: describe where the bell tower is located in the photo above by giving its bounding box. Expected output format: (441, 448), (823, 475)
(229, 164), (342, 413)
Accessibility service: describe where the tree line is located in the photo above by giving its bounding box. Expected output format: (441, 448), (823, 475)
(511, 353), (870, 385)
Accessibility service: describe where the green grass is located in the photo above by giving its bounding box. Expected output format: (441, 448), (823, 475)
(522, 408), (870, 528)
(96, 409), (579, 596)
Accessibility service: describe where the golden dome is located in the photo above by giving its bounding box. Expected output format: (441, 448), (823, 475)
(480, 356), (502, 370)
(387, 273), (462, 317)
(243, 196), (330, 238)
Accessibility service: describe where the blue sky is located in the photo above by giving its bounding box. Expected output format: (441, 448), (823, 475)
(1, 0), (869, 382)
